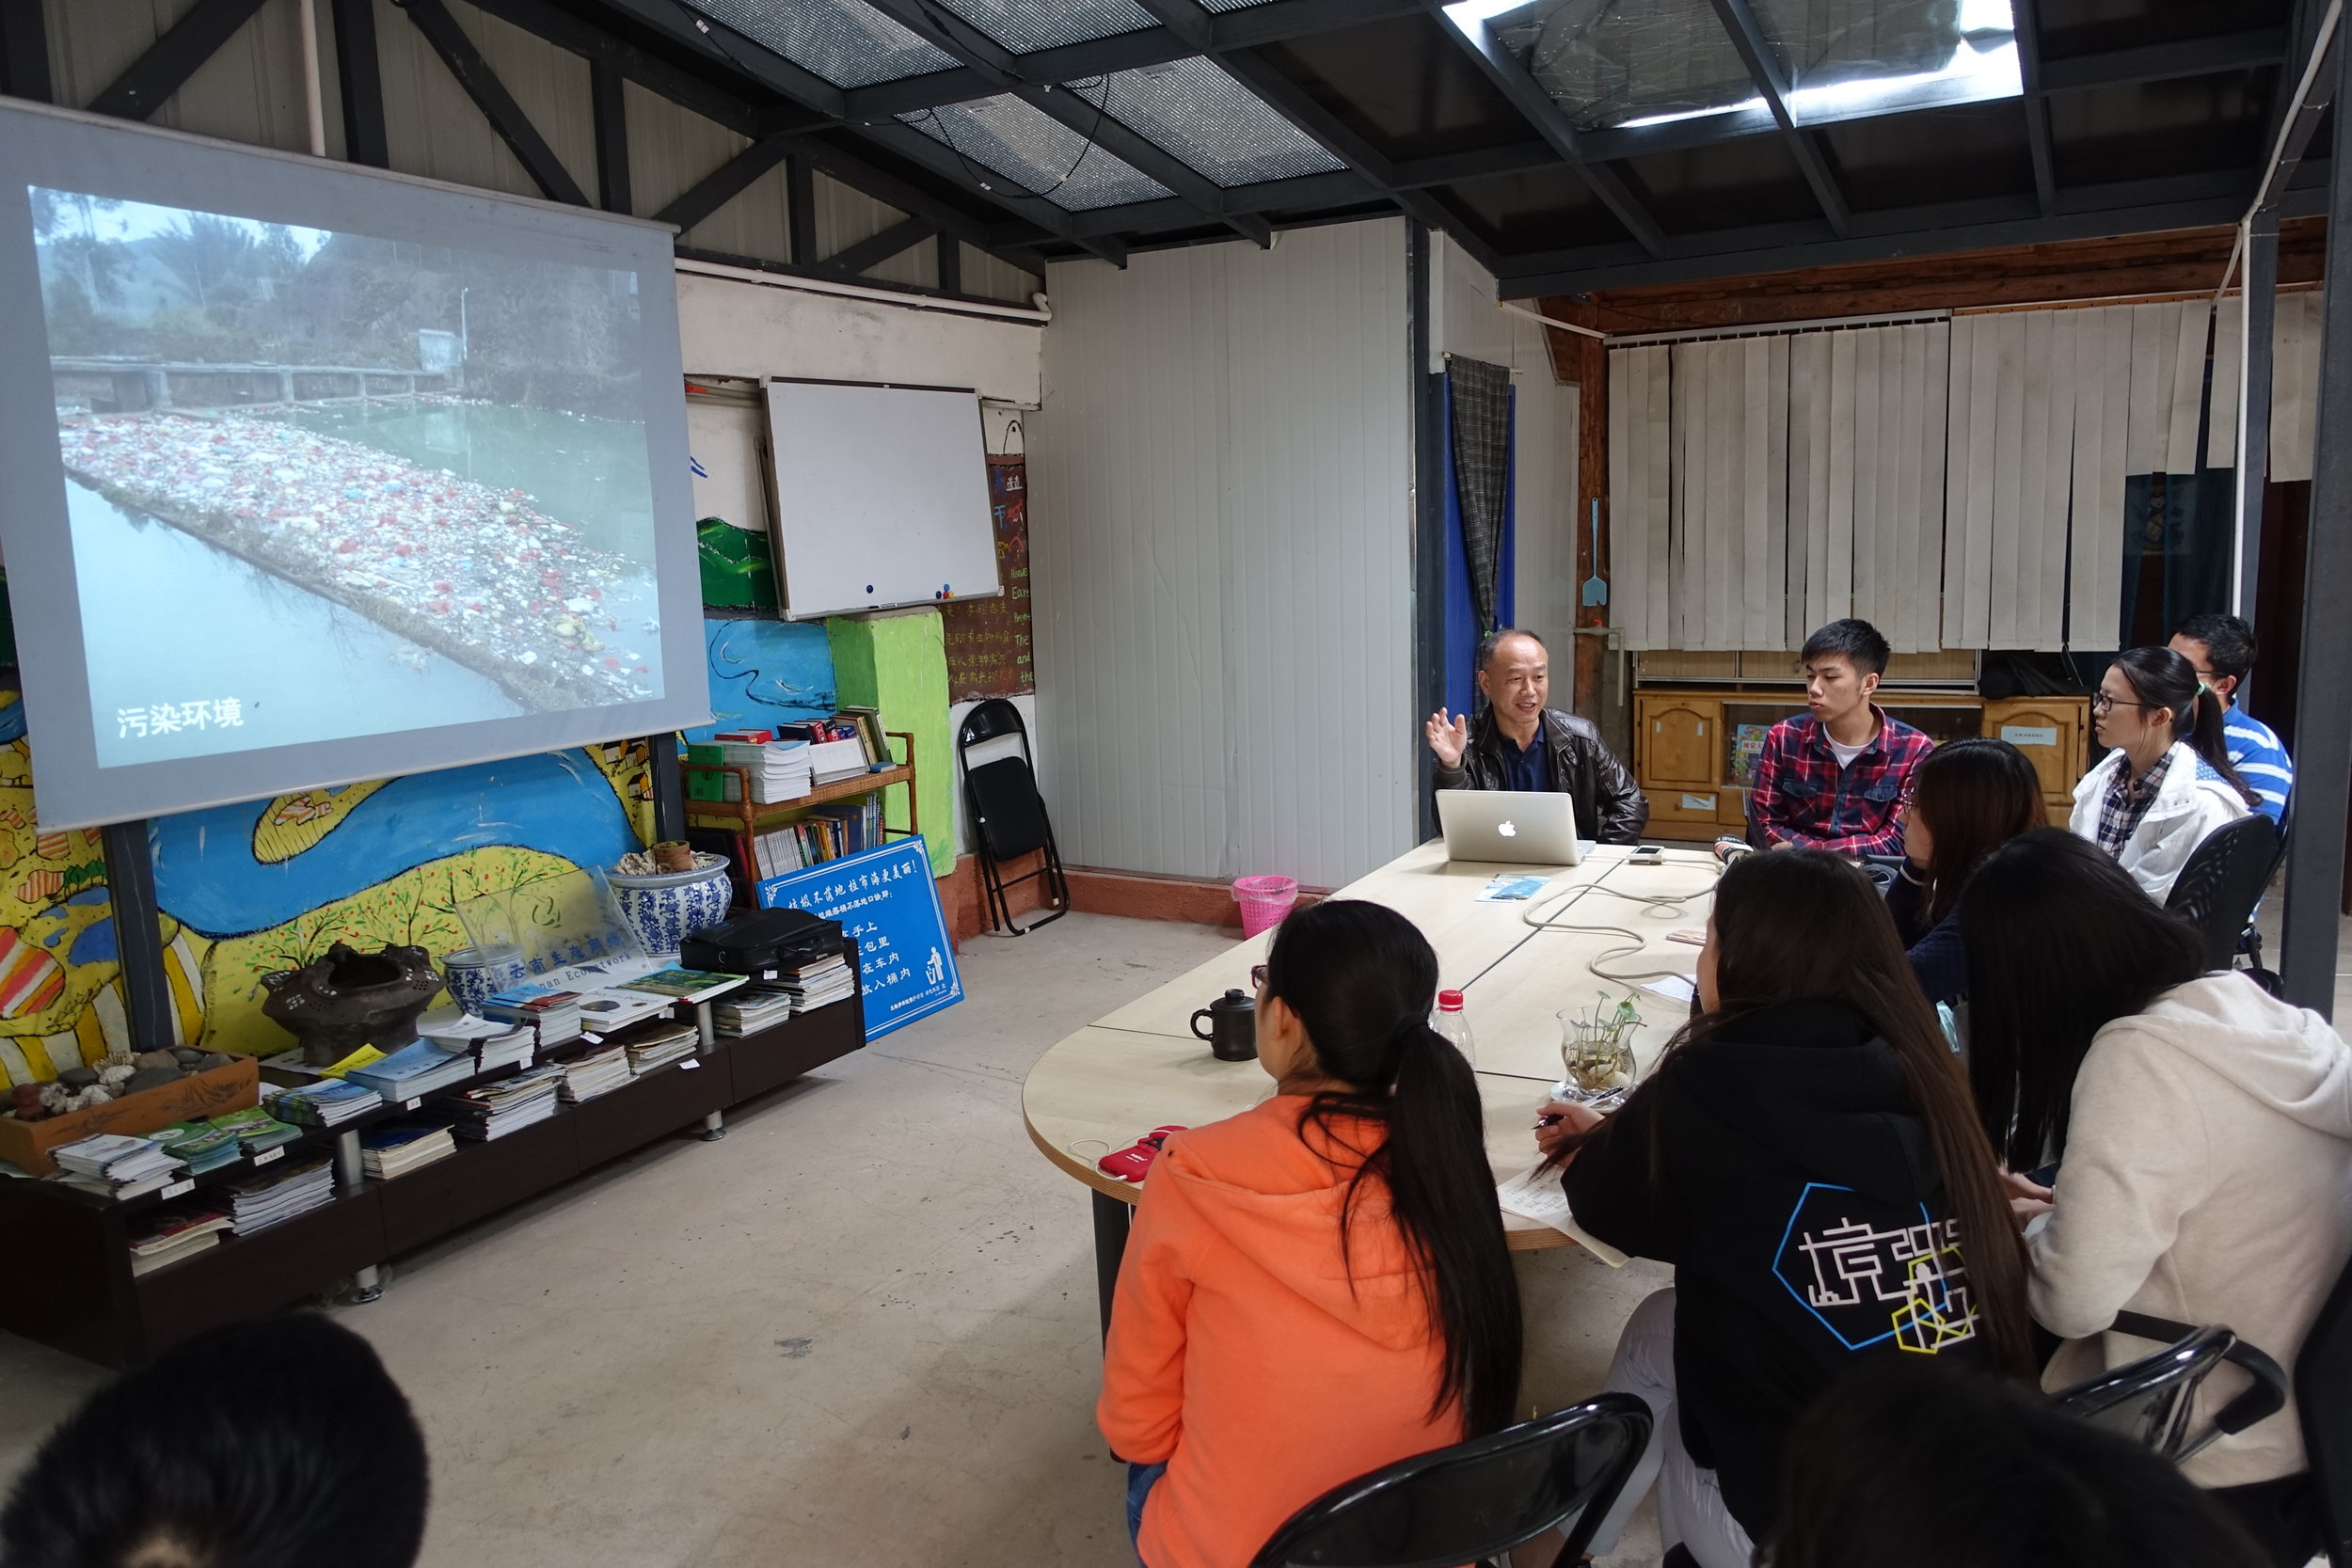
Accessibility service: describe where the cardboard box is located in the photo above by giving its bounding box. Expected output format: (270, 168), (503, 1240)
(0, 1055), (261, 1176)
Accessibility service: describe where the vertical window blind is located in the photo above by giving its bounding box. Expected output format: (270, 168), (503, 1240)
(1607, 293), (2326, 652)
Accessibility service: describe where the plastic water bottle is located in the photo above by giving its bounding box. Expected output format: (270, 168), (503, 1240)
(1432, 989), (1476, 1067)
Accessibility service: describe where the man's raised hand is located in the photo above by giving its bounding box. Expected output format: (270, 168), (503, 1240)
(1424, 708), (1470, 769)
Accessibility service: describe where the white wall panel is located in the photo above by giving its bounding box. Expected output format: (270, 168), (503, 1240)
(374, 0), (594, 205)
(2273, 290), (2326, 483)
(1029, 219), (1412, 889)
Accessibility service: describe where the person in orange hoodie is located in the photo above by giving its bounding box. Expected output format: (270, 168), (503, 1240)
(1097, 898), (1523, 1568)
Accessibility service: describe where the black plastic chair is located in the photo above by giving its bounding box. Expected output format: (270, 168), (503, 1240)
(2050, 1310), (2289, 1465)
(2296, 1254), (2352, 1566)
(957, 698), (1069, 936)
(2166, 814), (2286, 973)
(1247, 1393), (1653, 1568)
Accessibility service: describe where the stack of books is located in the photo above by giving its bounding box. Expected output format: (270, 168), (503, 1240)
(358, 1119), (458, 1180)
(480, 985), (584, 1048)
(157, 1120), (245, 1176)
(781, 952), (857, 1013)
(223, 1155), (335, 1234)
(554, 1041), (630, 1103)
(617, 968), (747, 1005)
(574, 989), (674, 1035)
(430, 1063), (564, 1140)
(210, 1105), (304, 1155)
(126, 1202), (233, 1275)
(713, 984), (795, 1037)
(51, 1134), (185, 1199)
(473, 1026), (533, 1074)
(721, 736), (814, 802)
(622, 1021), (699, 1075)
(269, 1079), (384, 1129)
(343, 1039), (478, 1104)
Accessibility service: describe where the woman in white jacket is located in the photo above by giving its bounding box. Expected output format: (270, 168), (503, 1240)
(1962, 830), (2352, 1568)
(2070, 646), (2259, 901)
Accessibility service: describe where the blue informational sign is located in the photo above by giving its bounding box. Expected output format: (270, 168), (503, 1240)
(754, 834), (961, 1041)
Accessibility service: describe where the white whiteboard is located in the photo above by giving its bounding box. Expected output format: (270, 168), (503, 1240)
(763, 379), (1001, 619)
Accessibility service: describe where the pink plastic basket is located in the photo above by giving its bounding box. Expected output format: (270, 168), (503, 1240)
(1232, 875), (1299, 939)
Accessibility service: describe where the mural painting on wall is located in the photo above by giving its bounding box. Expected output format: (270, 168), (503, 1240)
(689, 615), (835, 742)
(0, 697), (657, 1085)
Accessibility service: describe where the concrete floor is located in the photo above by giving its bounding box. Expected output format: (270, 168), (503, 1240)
(0, 912), (1670, 1567)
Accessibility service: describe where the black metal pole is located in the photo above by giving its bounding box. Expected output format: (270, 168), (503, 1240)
(647, 733), (686, 843)
(2237, 215), (2277, 624)
(2279, 37), (2352, 1017)
(98, 820), (179, 1050)
(1090, 1188), (1131, 1341)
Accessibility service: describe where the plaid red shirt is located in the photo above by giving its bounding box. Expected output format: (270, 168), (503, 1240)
(1749, 706), (1935, 856)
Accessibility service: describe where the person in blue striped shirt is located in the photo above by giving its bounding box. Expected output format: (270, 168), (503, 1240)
(2170, 613), (2294, 827)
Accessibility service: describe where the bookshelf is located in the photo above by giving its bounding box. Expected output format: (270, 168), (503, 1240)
(681, 730), (918, 893)
(0, 942), (866, 1369)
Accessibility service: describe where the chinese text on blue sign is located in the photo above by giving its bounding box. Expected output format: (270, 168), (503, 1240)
(755, 834), (960, 1041)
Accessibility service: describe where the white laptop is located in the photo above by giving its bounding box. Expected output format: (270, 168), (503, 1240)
(1436, 790), (1583, 866)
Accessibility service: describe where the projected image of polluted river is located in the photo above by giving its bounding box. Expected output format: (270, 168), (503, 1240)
(34, 189), (666, 768)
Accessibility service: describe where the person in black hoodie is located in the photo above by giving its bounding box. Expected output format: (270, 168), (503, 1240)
(1535, 848), (2034, 1567)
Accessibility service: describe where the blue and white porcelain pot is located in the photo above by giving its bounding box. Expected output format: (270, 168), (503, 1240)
(606, 856), (733, 957)
(442, 944), (528, 1015)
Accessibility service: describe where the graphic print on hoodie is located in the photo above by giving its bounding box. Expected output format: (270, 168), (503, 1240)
(1565, 999), (1992, 1541)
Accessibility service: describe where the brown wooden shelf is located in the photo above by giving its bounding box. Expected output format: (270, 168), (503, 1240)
(682, 756), (915, 828)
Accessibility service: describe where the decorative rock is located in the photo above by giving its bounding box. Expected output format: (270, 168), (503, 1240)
(9, 1083), (44, 1120)
(62, 1085), (110, 1112)
(261, 942), (443, 1067)
(99, 1050), (134, 1070)
(197, 1052), (234, 1071)
(38, 1082), (71, 1113)
(123, 1066), (181, 1096)
(133, 1050), (179, 1071)
(170, 1047), (202, 1065)
(56, 1066), (98, 1089)
(97, 1064), (133, 1086)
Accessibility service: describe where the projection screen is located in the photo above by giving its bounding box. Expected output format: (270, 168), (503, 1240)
(0, 100), (709, 831)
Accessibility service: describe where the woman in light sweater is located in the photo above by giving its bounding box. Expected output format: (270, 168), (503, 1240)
(1962, 830), (2352, 1568)
(2070, 646), (2258, 901)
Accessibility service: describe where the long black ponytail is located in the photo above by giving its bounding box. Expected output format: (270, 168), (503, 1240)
(2112, 646), (2258, 809)
(1262, 899), (1522, 1435)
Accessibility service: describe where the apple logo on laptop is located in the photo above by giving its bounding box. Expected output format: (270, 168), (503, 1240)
(1497, 820), (1517, 838)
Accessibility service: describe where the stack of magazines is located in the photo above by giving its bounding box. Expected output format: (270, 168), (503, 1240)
(126, 1202), (233, 1275)
(574, 990), (673, 1035)
(555, 1041), (629, 1103)
(343, 1039), (477, 1103)
(51, 1134), (184, 1200)
(358, 1118), (458, 1180)
(224, 1155), (336, 1234)
(473, 1026), (533, 1074)
(430, 1063), (564, 1140)
(480, 986), (583, 1047)
(713, 984), (795, 1037)
(781, 952), (857, 1013)
(157, 1120), (245, 1176)
(624, 1022), (700, 1075)
(210, 1105), (304, 1155)
(270, 1079), (383, 1128)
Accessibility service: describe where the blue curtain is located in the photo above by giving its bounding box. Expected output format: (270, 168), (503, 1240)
(1441, 381), (1516, 721)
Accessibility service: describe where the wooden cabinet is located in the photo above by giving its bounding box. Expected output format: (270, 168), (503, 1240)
(1630, 688), (2090, 842)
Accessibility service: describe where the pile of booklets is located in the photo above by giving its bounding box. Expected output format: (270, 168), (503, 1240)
(713, 984), (794, 1037)
(554, 1041), (629, 1103)
(51, 1133), (184, 1199)
(574, 989), (673, 1035)
(472, 1025), (533, 1074)
(623, 1022), (699, 1075)
(430, 1063), (564, 1140)
(157, 1119), (246, 1176)
(344, 1039), (477, 1104)
(480, 985), (583, 1047)
(210, 1105), (304, 1156)
(224, 1155), (335, 1233)
(269, 1078), (383, 1128)
(781, 952), (857, 1013)
(707, 733), (814, 803)
(358, 1118), (457, 1180)
(125, 1202), (232, 1275)
(617, 968), (746, 1005)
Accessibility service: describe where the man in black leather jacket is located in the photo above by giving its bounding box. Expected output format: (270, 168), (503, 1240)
(1426, 628), (1650, 844)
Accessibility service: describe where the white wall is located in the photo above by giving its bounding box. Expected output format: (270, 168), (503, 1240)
(1028, 219), (1413, 891)
(1431, 235), (1584, 692)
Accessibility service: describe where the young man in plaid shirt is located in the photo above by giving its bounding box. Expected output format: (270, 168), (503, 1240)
(1747, 619), (1934, 857)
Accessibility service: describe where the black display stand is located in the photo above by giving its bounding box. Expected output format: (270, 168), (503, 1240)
(0, 955), (866, 1369)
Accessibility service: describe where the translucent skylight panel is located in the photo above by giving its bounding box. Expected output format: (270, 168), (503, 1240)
(1753, 0), (2021, 122)
(1068, 59), (1347, 187)
(680, 0), (959, 89)
(932, 0), (1163, 54)
(1198, 0), (1284, 9)
(898, 96), (1174, 210)
(1488, 0), (1765, 132)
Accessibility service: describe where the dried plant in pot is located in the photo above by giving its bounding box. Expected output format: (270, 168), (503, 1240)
(260, 942), (444, 1067)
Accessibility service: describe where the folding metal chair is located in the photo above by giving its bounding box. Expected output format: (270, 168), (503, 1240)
(957, 699), (1069, 936)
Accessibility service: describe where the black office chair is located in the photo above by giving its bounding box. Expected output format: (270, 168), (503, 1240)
(2050, 1310), (2289, 1465)
(956, 698), (1069, 936)
(1247, 1393), (1653, 1568)
(2296, 1254), (2352, 1566)
(2165, 814), (2287, 974)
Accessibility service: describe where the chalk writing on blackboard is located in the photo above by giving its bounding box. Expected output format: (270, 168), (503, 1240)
(943, 456), (1034, 701)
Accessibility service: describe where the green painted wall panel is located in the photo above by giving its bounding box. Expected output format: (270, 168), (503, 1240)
(826, 610), (954, 877)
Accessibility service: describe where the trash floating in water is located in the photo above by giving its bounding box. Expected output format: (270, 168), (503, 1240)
(58, 414), (659, 710)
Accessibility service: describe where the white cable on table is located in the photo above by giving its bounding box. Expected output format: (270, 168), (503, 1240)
(1519, 865), (1721, 983)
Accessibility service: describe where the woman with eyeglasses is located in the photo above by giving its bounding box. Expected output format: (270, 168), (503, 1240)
(2071, 646), (2257, 901)
(1097, 900), (1520, 1568)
